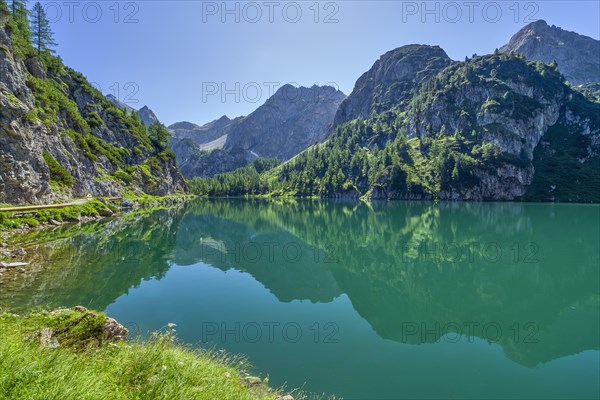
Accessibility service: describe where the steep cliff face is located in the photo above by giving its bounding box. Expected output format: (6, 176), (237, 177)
(0, 23), (186, 205)
(398, 54), (599, 201)
(272, 50), (600, 201)
(333, 45), (453, 127)
(500, 20), (600, 85)
(171, 85), (345, 178)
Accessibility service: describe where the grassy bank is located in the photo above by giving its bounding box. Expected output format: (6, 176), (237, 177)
(0, 308), (289, 400)
(0, 195), (193, 231)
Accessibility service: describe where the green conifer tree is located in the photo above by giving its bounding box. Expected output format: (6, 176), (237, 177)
(30, 1), (56, 55)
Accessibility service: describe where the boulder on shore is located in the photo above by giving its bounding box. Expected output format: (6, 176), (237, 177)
(32, 306), (129, 349)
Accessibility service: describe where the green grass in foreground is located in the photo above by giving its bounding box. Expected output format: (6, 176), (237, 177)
(0, 309), (284, 400)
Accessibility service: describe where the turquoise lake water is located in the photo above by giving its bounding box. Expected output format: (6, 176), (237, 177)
(1, 199), (598, 399)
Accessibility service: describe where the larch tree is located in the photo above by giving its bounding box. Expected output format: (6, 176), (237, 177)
(29, 1), (56, 55)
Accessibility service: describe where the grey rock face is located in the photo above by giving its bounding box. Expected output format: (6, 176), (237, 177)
(170, 85), (345, 177)
(138, 106), (158, 127)
(170, 138), (245, 178)
(435, 165), (535, 201)
(226, 84), (346, 160)
(25, 56), (45, 79)
(500, 20), (600, 85)
(0, 24), (186, 205)
(400, 55), (599, 201)
(406, 74), (564, 160)
(333, 44), (453, 127)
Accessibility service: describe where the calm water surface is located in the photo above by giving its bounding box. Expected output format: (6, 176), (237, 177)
(1, 199), (599, 399)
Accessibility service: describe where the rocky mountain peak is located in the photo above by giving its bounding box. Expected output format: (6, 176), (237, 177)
(333, 44), (453, 126)
(225, 84), (346, 160)
(267, 84), (345, 107)
(169, 121), (199, 131)
(525, 19), (550, 30)
(500, 20), (600, 85)
(138, 106), (158, 127)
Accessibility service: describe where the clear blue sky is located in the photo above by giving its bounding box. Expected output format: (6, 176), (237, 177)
(40, 0), (600, 126)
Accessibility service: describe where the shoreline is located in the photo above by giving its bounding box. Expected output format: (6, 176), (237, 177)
(0, 194), (192, 236)
(0, 306), (301, 400)
(0, 194), (193, 270)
